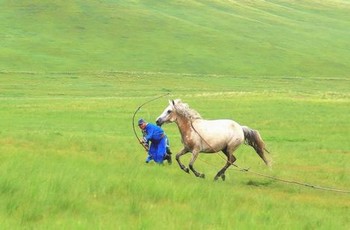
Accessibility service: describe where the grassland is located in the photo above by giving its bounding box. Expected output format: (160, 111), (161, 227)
(1, 0), (350, 229)
(1, 72), (349, 229)
(2, 0), (350, 76)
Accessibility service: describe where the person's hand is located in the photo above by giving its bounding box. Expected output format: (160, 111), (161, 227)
(140, 140), (149, 150)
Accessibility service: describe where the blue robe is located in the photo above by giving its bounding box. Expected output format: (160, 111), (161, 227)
(143, 123), (166, 163)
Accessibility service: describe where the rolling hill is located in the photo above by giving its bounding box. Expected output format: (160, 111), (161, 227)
(1, 0), (350, 77)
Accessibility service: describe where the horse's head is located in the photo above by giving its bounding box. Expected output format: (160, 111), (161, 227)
(156, 99), (180, 126)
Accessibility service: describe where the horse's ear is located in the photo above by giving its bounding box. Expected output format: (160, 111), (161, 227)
(171, 100), (175, 105)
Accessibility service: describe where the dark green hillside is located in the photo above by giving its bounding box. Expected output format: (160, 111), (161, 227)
(1, 0), (350, 76)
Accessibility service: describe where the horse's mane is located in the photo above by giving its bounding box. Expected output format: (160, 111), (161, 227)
(174, 99), (202, 120)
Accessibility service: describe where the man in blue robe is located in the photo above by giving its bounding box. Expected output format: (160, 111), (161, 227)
(138, 118), (172, 164)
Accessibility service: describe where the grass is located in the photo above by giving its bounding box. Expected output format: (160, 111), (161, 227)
(0, 0), (350, 229)
(0, 73), (349, 229)
(1, 0), (350, 76)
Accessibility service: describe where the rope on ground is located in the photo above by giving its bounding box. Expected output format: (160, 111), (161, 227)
(197, 154), (350, 194)
(230, 164), (350, 194)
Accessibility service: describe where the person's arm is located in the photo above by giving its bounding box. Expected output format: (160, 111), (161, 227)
(143, 125), (154, 142)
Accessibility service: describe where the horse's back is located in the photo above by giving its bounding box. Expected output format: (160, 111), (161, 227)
(194, 119), (244, 142)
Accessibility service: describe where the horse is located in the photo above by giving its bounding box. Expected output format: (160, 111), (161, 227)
(156, 99), (271, 181)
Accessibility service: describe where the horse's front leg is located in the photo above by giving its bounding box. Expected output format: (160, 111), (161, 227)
(189, 151), (205, 178)
(176, 148), (190, 174)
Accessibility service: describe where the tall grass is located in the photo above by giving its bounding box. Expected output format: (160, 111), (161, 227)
(0, 72), (349, 229)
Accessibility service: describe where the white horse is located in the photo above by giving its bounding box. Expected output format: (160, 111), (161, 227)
(156, 99), (270, 181)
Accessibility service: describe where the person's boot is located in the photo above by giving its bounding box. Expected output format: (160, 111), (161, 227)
(166, 147), (172, 164)
(164, 154), (172, 165)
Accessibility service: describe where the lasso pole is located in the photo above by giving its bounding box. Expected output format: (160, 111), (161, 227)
(132, 93), (170, 151)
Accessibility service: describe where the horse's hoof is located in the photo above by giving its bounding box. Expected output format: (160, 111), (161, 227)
(199, 174), (205, 179)
(184, 168), (190, 174)
(221, 174), (226, 181)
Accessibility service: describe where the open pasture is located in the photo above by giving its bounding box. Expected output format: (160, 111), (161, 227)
(1, 0), (350, 229)
(0, 72), (349, 229)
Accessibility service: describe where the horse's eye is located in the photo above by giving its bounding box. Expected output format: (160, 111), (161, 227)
(167, 110), (172, 114)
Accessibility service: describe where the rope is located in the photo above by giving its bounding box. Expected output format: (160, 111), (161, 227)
(231, 164), (350, 194)
(197, 153), (350, 194)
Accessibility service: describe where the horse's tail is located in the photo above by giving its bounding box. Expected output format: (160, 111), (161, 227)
(242, 126), (271, 166)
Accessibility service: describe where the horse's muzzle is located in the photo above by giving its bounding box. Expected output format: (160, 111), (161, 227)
(156, 118), (163, 126)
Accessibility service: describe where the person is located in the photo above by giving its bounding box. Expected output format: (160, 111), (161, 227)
(138, 118), (172, 164)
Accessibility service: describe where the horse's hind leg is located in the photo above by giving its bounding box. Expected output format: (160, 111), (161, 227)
(214, 151), (236, 181)
(189, 151), (205, 178)
(176, 148), (190, 174)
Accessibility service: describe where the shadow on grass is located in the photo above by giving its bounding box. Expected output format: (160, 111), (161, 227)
(246, 180), (274, 187)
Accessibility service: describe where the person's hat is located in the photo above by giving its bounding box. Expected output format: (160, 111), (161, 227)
(138, 118), (145, 125)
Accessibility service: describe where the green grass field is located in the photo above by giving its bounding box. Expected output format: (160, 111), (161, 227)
(2, 0), (350, 77)
(1, 1), (350, 229)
